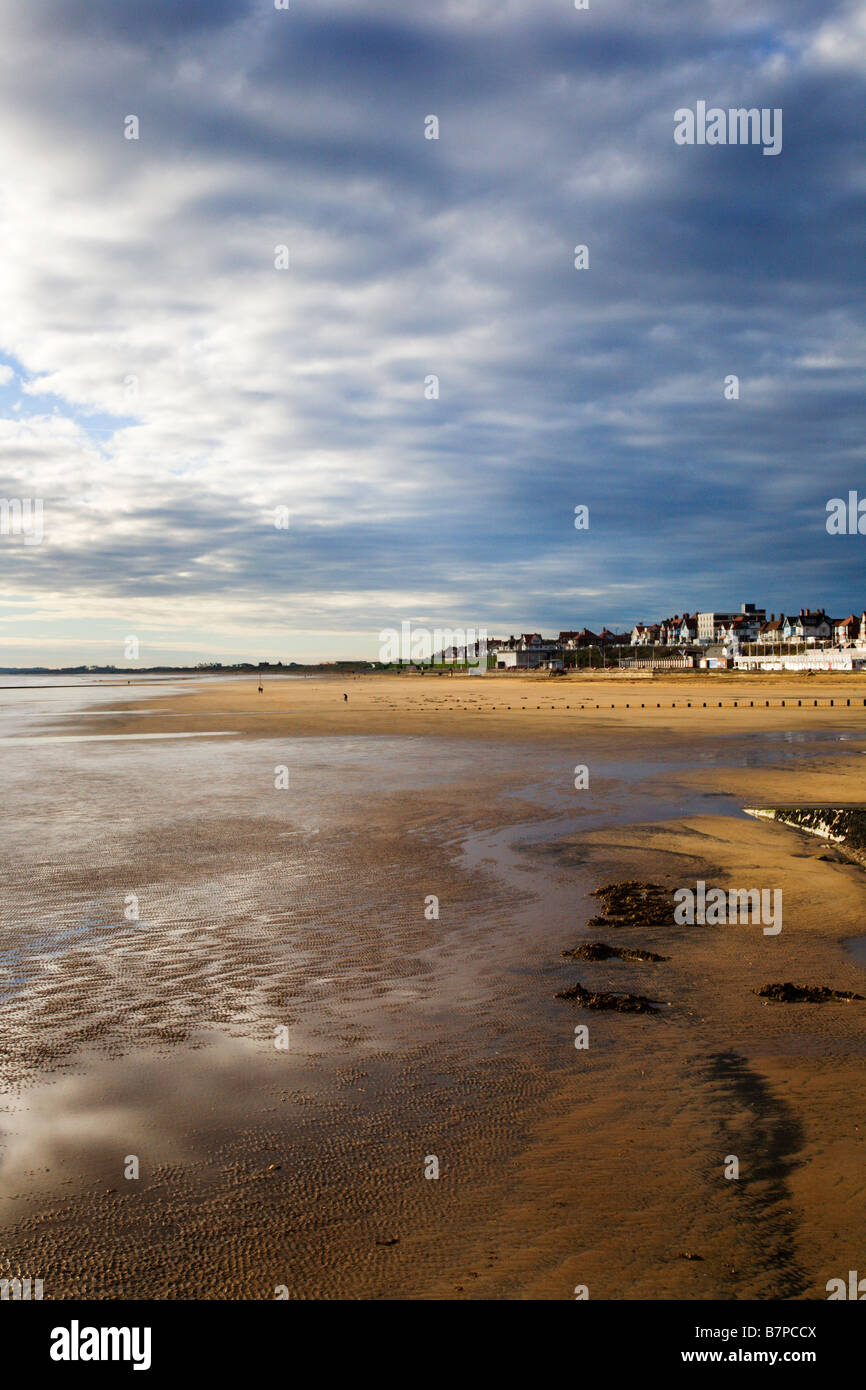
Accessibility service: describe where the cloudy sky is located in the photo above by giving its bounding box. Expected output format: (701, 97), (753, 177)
(0, 0), (864, 665)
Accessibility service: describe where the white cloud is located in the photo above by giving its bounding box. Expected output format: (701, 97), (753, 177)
(808, 6), (866, 70)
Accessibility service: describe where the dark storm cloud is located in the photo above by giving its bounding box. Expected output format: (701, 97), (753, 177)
(1, 0), (865, 655)
(14, 0), (252, 41)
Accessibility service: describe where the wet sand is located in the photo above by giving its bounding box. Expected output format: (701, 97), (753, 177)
(1, 671), (864, 1299)
(57, 667), (866, 743)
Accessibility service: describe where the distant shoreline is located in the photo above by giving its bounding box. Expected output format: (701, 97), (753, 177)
(3, 664), (866, 679)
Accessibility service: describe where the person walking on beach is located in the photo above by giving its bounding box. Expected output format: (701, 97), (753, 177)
(343, 692), (348, 702)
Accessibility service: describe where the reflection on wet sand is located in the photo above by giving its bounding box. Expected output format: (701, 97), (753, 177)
(1, 676), (865, 1298)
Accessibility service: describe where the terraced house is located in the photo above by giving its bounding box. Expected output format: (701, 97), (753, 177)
(782, 609), (833, 644)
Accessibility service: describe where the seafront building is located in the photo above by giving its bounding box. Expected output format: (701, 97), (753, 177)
(469, 601), (866, 672)
(425, 601), (866, 671)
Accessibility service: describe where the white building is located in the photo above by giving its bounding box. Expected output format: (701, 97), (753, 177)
(782, 609), (833, 644)
(497, 645), (560, 669)
(697, 603), (764, 644)
(496, 634), (560, 669)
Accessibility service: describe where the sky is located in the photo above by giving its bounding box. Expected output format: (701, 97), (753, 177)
(0, 0), (864, 666)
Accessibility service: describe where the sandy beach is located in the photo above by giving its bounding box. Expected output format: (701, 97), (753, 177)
(1, 671), (864, 1299)
(60, 667), (866, 743)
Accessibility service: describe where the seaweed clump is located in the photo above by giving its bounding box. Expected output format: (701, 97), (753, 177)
(589, 880), (674, 928)
(755, 982), (864, 1004)
(555, 980), (657, 1014)
(561, 941), (666, 963)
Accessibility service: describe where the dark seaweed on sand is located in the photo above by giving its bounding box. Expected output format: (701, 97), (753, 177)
(555, 980), (658, 1014)
(590, 880), (674, 927)
(755, 982), (864, 1004)
(562, 941), (666, 963)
